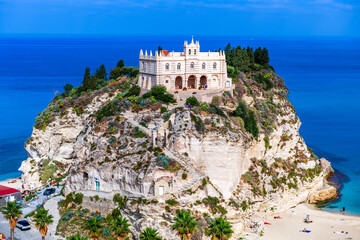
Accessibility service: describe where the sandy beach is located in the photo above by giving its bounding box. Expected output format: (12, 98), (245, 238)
(0, 177), (22, 190)
(260, 203), (360, 240)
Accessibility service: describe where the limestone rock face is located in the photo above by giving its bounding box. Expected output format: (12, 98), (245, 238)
(19, 92), (113, 189)
(176, 95), (310, 199)
(18, 74), (337, 239)
(308, 183), (337, 204)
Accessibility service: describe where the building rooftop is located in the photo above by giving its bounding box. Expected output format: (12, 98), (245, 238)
(0, 185), (20, 196)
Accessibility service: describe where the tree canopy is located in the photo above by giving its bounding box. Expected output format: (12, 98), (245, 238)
(221, 43), (272, 75)
(110, 60), (139, 79)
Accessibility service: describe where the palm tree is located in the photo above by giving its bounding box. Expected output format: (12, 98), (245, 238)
(66, 233), (88, 240)
(205, 217), (233, 240)
(139, 227), (162, 240)
(83, 217), (103, 240)
(0, 201), (22, 240)
(110, 216), (131, 240)
(33, 208), (54, 240)
(172, 209), (198, 240)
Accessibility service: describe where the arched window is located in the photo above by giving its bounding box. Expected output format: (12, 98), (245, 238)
(213, 62), (217, 69)
(188, 49), (191, 55)
(194, 49), (197, 55)
(190, 62), (194, 69)
(165, 63), (169, 70)
(202, 63), (206, 70)
(177, 63), (181, 70)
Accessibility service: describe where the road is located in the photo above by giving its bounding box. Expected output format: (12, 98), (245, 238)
(0, 187), (64, 240)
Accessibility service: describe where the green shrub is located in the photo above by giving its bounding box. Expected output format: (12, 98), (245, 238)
(163, 112), (172, 121)
(182, 173), (188, 180)
(190, 114), (205, 133)
(131, 127), (146, 138)
(241, 200), (247, 211)
(126, 85), (141, 97)
(96, 102), (121, 122)
(211, 96), (222, 106)
(165, 199), (179, 206)
(202, 178), (207, 186)
(73, 193), (84, 205)
(232, 100), (248, 119)
(111, 208), (121, 218)
(209, 104), (226, 117)
(149, 85), (176, 104)
(244, 110), (259, 138)
(200, 102), (208, 111)
(186, 96), (199, 106)
(254, 73), (273, 90)
(165, 206), (171, 212)
(160, 106), (167, 113)
(42, 158), (51, 168)
(151, 199), (158, 204)
(40, 164), (56, 182)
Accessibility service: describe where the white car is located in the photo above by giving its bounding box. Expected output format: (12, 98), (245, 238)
(16, 220), (31, 231)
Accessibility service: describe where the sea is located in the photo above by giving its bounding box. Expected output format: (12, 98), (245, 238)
(0, 35), (359, 214)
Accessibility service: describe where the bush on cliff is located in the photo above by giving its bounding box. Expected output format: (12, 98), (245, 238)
(125, 85), (141, 97)
(232, 100), (259, 138)
(186, 96), (199, 106)
(109, 60), (139, 79)
(142, 85), (176, 104)
(96, 102), (121, 122)
(40, 164), (56, 182)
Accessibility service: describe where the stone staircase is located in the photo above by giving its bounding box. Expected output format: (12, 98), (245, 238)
(162, 148), (205, 192)
(126, 115), (206, 194)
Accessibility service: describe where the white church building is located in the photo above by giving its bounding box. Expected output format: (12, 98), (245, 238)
(138, 38), (232, 91)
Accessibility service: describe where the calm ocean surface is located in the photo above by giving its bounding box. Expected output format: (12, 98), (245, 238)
(0, 35), (359, 214)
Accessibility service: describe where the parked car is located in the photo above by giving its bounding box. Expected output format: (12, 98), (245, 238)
(16, 220), (31, 231)
(43, 188), (55, 195)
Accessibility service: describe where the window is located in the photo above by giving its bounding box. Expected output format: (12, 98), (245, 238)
(165, 63), (169, 70)
(194, 49), (197, 55)
(165, 80), (169, 83)
(143, 62), (146, 71)
(190, 62), (194, 68)
(177, 63), (181, 70)
(189, 49), (191, 55)
(213, 62), (217, 69)
(202, 63), (206, 69)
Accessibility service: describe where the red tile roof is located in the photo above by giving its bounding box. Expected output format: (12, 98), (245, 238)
(162, 50), (169, 56)
(0, 185), (20, 196)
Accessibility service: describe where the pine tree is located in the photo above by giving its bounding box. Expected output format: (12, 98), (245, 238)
(117, 60), (124, 68)
(95, 64), (107, 81)
(82, 67), (91, 90)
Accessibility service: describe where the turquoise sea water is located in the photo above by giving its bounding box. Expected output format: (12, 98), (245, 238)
(0, 35), (359, 214)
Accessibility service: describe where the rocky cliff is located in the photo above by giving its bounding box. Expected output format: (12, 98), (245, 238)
(19, 71), (337, 239)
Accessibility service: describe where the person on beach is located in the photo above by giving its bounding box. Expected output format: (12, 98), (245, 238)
(342, 206), (346, 214)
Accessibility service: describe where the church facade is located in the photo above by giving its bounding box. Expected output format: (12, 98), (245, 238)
(138, 38), (232, 91)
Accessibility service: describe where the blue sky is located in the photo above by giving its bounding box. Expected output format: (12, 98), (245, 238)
(0, 0), (359, 36)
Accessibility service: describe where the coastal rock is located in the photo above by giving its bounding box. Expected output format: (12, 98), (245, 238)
(307, 183), (337, 204)
(18, 73), (337, 239)
(320, 158), (334, 177)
